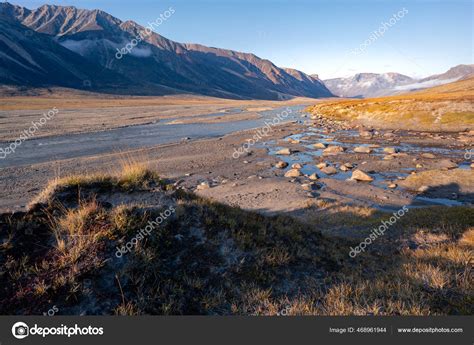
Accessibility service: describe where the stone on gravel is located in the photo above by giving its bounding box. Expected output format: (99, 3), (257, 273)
(350, 169), (373, 182)
(316, 162), (328, 169)
(320, 166), (338, 175)
(276, 148), (296, 155)
(284, 169), (302, 178)
(421, 153), (436, 159)
(437, 159), (458, 170)
(313, 142), (327, 149)
(275, 161), (289, 169)
(291, 163), (303, 169)
(308, 173), (319, 180)
(383, 147), (398, 154)
(323, 145), (345, 155)
(354, 146), (372, 153)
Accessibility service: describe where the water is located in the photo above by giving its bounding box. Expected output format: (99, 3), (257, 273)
(0, 105), (305, 168)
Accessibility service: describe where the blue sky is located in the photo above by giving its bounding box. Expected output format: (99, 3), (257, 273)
(13, 0), (474, 79)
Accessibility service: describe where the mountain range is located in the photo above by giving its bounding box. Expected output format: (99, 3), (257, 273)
(323, 64), (474, 98)
(0, 2), (333, 100)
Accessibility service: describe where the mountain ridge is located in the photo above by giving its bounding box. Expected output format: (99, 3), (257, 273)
(0, 2), (333, 100)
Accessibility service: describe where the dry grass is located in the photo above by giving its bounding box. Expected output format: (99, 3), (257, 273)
(1, 168), (473, 315)
(307, 77), (474, 131)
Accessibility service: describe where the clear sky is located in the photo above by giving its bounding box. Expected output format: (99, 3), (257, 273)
(12, 0), (474, 79)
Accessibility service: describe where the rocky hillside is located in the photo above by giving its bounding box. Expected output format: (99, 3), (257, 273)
(0, 3), (333, 100)
(308, 77), (474, 131)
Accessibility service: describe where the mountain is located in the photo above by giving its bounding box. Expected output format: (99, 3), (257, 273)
(0, 13), (130, 89)
(323, 73), (415, 98)
(0, 2), (333, 100)
(324, 65), (474, 98)
(393, 64), (474, 92)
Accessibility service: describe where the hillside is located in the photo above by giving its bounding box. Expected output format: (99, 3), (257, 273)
(307, 77), (474, 131)
(0, 3), (333, 100)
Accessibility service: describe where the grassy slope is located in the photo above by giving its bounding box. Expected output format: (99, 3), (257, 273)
(307, 77), (474, 131)
(0, 166), (472, 315)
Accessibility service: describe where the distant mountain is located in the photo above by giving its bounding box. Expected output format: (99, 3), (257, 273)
(393, 64), (474, 92)
(323, 73), (415, 98)
(324, 65), (474, 98)
(0, 2), (333, 100)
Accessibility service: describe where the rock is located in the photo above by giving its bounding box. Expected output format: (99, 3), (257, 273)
(340, 165), (350, 172)
(421, 153), (436, 159)
(471, 163), (474, 169)
(301, 183), (313, 191)
(388, 183), (397, 189)
(359, 130), (372, 137)
(316, 162), (328, 169)
(437, 159), (458, 170)
(313, 142), (327, 149)
(276, 148), (294, 155)
(343, 163), (354, 169)
(196, 182), (210, 190)
(323, 145), (345, 155)
(284, 169), (302, 178)
(416, 164), (423, 168)
(308, 173), (319, 180)
(383, 132), (396, 138)
(383, 147), (398, 154)
(354, 146), (372, 153)
(321, 166), (338, 175)
(288, 138), (300, 144)
(291, 163), (303, 169)
(417, 185), (429, 193)
(275, 161), (289, 169)
(383, 155), (395, 160)
(350, 169), (373, 182)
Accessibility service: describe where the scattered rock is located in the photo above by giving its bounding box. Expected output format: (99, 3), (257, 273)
(383, 147), (398, 154)
(388, 183), (397, 189)
(437, 159), (458, 170)
(416, 164), (423, 168)
(350, 169), (373, 182)
(308, 173), (319, 180)
(284, 169), (302, 178)
(316, 162), (328, 169)
(321, 166), (338, 175)
(359, 130), (372, 138)
(196, 182), (210, 190)
(276, 148), (294, 155)
(275, 161), (289, 169)
(291, 163), (303, 169)
(323, 145), (345, 155)
(313, 142), (327, 149)
(354, 146), (372, 153)
(287, 138), (300, 144)
(421, 153), (436, 159)
(417, 185), (429, 193)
